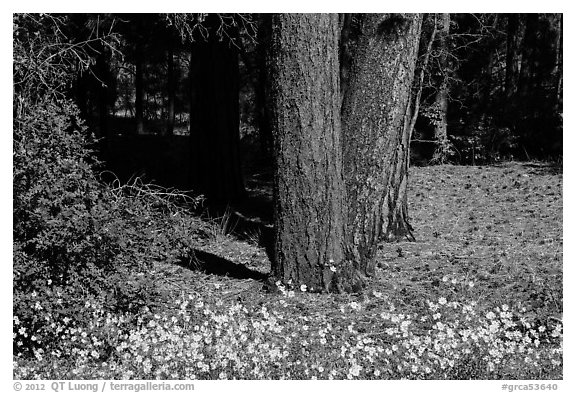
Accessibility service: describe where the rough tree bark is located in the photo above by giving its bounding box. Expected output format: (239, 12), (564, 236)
(342, 13), (422, 276)
(268, 13), (362, 293)
(189, 17), (245, 203)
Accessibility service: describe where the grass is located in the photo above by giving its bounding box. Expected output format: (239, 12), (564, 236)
(13, 161), (563, 380)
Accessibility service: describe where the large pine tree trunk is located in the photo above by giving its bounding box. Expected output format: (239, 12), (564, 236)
(268, 14), (362, 293)
(342, 13), (422, 275)
(189, 19), (245, 203)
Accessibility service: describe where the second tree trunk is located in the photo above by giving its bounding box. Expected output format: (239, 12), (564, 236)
(342, 13), (422, 275)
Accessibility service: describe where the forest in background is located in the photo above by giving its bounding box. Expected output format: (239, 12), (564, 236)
(30, 14), (562, 194)
(71, 14), (562, 156)
(13, 13), (563, 380)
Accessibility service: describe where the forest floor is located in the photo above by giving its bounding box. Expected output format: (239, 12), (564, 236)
(16, 161), (562, 380)
(146, 161), (562, 379)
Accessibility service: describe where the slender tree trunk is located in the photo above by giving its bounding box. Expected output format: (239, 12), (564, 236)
(505, 14), (522, 101)
(268, 13), (362, 293)
(94, 48), (110, 159)
(554, 14), (563, 114)
(519, 14), (538, 100)
(254, 14), (273, 158)
(189, 19), (245, 203)
(432, 13), (450, 163)
(135, 52), (144, 135)
(166, 43), (176, 136)
(95, 51), (109, 139)
(342, 13), (422, 276)
(407, 14), (439, 158)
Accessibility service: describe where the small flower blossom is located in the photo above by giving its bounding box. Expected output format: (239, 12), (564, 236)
(349, 364), (362, 377)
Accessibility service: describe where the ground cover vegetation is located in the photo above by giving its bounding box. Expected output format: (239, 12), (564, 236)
(14, 161), (563, 379)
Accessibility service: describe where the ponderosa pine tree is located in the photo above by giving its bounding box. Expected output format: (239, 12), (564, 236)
(267, 13), (363, 293)
(342, 13), (422, 275)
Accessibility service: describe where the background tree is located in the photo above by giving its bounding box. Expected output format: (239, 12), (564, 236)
(188, 14), (245, 204)
(341, 14), (422, 276)
(445, 13), (562, 163)
(431, 13), (451, 163)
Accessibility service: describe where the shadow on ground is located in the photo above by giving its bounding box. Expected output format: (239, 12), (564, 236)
(179, 249), (268, 281)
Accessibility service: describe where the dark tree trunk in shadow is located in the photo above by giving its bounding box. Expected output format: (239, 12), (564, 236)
(342, 13), (422, 276)
(505, 14), (522, 102)
(166, 43), (175, 136)
(254, 14), (274, 159)
(519, 14), (538, 102)
(268, 13), (363, 293)
(554, 14), (563, 114)
(189, 19), (245, 203)
(135, 51), (145, 135)
(95, 46), (112, 156)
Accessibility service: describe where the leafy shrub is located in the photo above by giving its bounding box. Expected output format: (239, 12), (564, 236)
(14, 98), (130, 352)
(13, 97), (206, 357)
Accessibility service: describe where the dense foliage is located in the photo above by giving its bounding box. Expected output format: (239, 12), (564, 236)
(410, 14), (562, 164)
